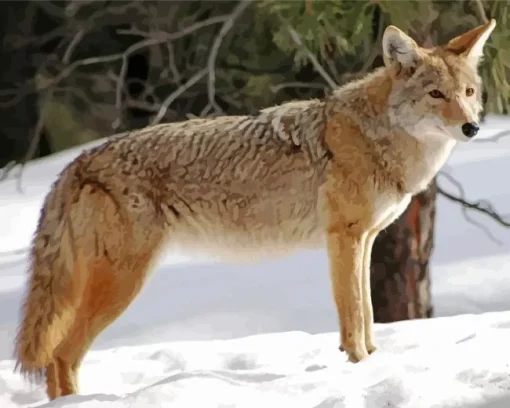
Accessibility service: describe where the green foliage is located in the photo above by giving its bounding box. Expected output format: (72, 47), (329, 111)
(7, 0), (509, 155)
(254, 0), (510, 114)
(259, 0), (376, 65)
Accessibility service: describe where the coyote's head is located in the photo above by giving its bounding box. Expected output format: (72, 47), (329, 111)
(382, 19), (496, 142)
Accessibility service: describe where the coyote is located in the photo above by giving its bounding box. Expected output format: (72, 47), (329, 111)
(15, 20), (496, 399)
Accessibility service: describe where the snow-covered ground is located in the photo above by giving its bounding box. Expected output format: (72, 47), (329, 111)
(0, 116), (509, 407)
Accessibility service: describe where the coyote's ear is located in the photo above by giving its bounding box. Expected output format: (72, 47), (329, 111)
(445, 19), (496, 65)
(382, 25), (422, 71)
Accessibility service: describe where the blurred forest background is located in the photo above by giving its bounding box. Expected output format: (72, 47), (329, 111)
(1, 0), (509, 323)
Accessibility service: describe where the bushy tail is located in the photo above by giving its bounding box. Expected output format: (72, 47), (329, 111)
(14, 163), (83, 382)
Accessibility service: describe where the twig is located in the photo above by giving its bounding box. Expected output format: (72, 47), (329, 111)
(0, 15), (232, 109)
(62, 29), (85, 65)
(7, 25), (67, 50)
(150, 68), (208, 125)
(285, 26), (337, 89)
(43, 53), (124, 89)
(125, 98), (160, 113)
(200, 103), (213, 117)
(437, 171), (509, 246)
(166, 42), (181, 84)
(111, 13), (245, 129)
(207, 0), (253, 116)
(220, 93), (243, 110)
(117, 15), (229, 42)
(473, 129), (510, 143)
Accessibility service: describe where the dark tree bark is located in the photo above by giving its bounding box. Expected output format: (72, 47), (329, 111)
(370, 180), (437, 322)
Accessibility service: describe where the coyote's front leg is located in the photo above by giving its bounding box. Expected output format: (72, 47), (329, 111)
(362, 231), (378, 354)
(326, 225), (368, 363)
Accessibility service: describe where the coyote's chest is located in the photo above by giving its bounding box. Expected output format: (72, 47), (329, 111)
(371, 191), (412, 230)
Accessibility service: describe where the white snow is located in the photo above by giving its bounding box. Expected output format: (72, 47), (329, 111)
(0, 116), (510, 408)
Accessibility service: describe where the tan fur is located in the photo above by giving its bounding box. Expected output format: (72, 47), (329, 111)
(14, 20), (496, 399)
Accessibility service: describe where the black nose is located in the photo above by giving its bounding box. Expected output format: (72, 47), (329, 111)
(461, 122), (479, 138)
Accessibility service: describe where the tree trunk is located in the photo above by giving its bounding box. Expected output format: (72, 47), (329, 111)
(370, 181), (437, 322)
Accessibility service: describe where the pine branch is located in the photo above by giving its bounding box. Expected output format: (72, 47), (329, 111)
(285, 25), (337, 89)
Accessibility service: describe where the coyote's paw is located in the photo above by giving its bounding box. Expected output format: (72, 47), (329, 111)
(339, 344), (369, 363)
(366, 342), (377, 355)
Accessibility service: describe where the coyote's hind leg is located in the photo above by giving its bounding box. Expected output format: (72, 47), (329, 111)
(45, 183), (167, 399)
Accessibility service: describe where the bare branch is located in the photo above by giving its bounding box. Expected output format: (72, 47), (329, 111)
(0, 53), (123, 109)
(114, 12), (248, 127)
(62, 29), (86, 65)
(125, 98), (160, 112)
(116, 15), (229, 42)
(285, 26), (337, 89)
(0, 14), (233, 109)
(220, 94), (244, 110)
(166, 42), (182, 84)
(7, 25), (68, 50)
(473, 129), (510, 144)
(150, 68), (208, 125)
(207, 0), (254, 116)
(200, 103), (213, 117)
(437, 171), (509, 246)
(1, 8), (240, 180)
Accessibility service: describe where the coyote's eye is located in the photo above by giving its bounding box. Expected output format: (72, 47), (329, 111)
(428, 89), (445, 99)
(466, 87), (475, 97)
